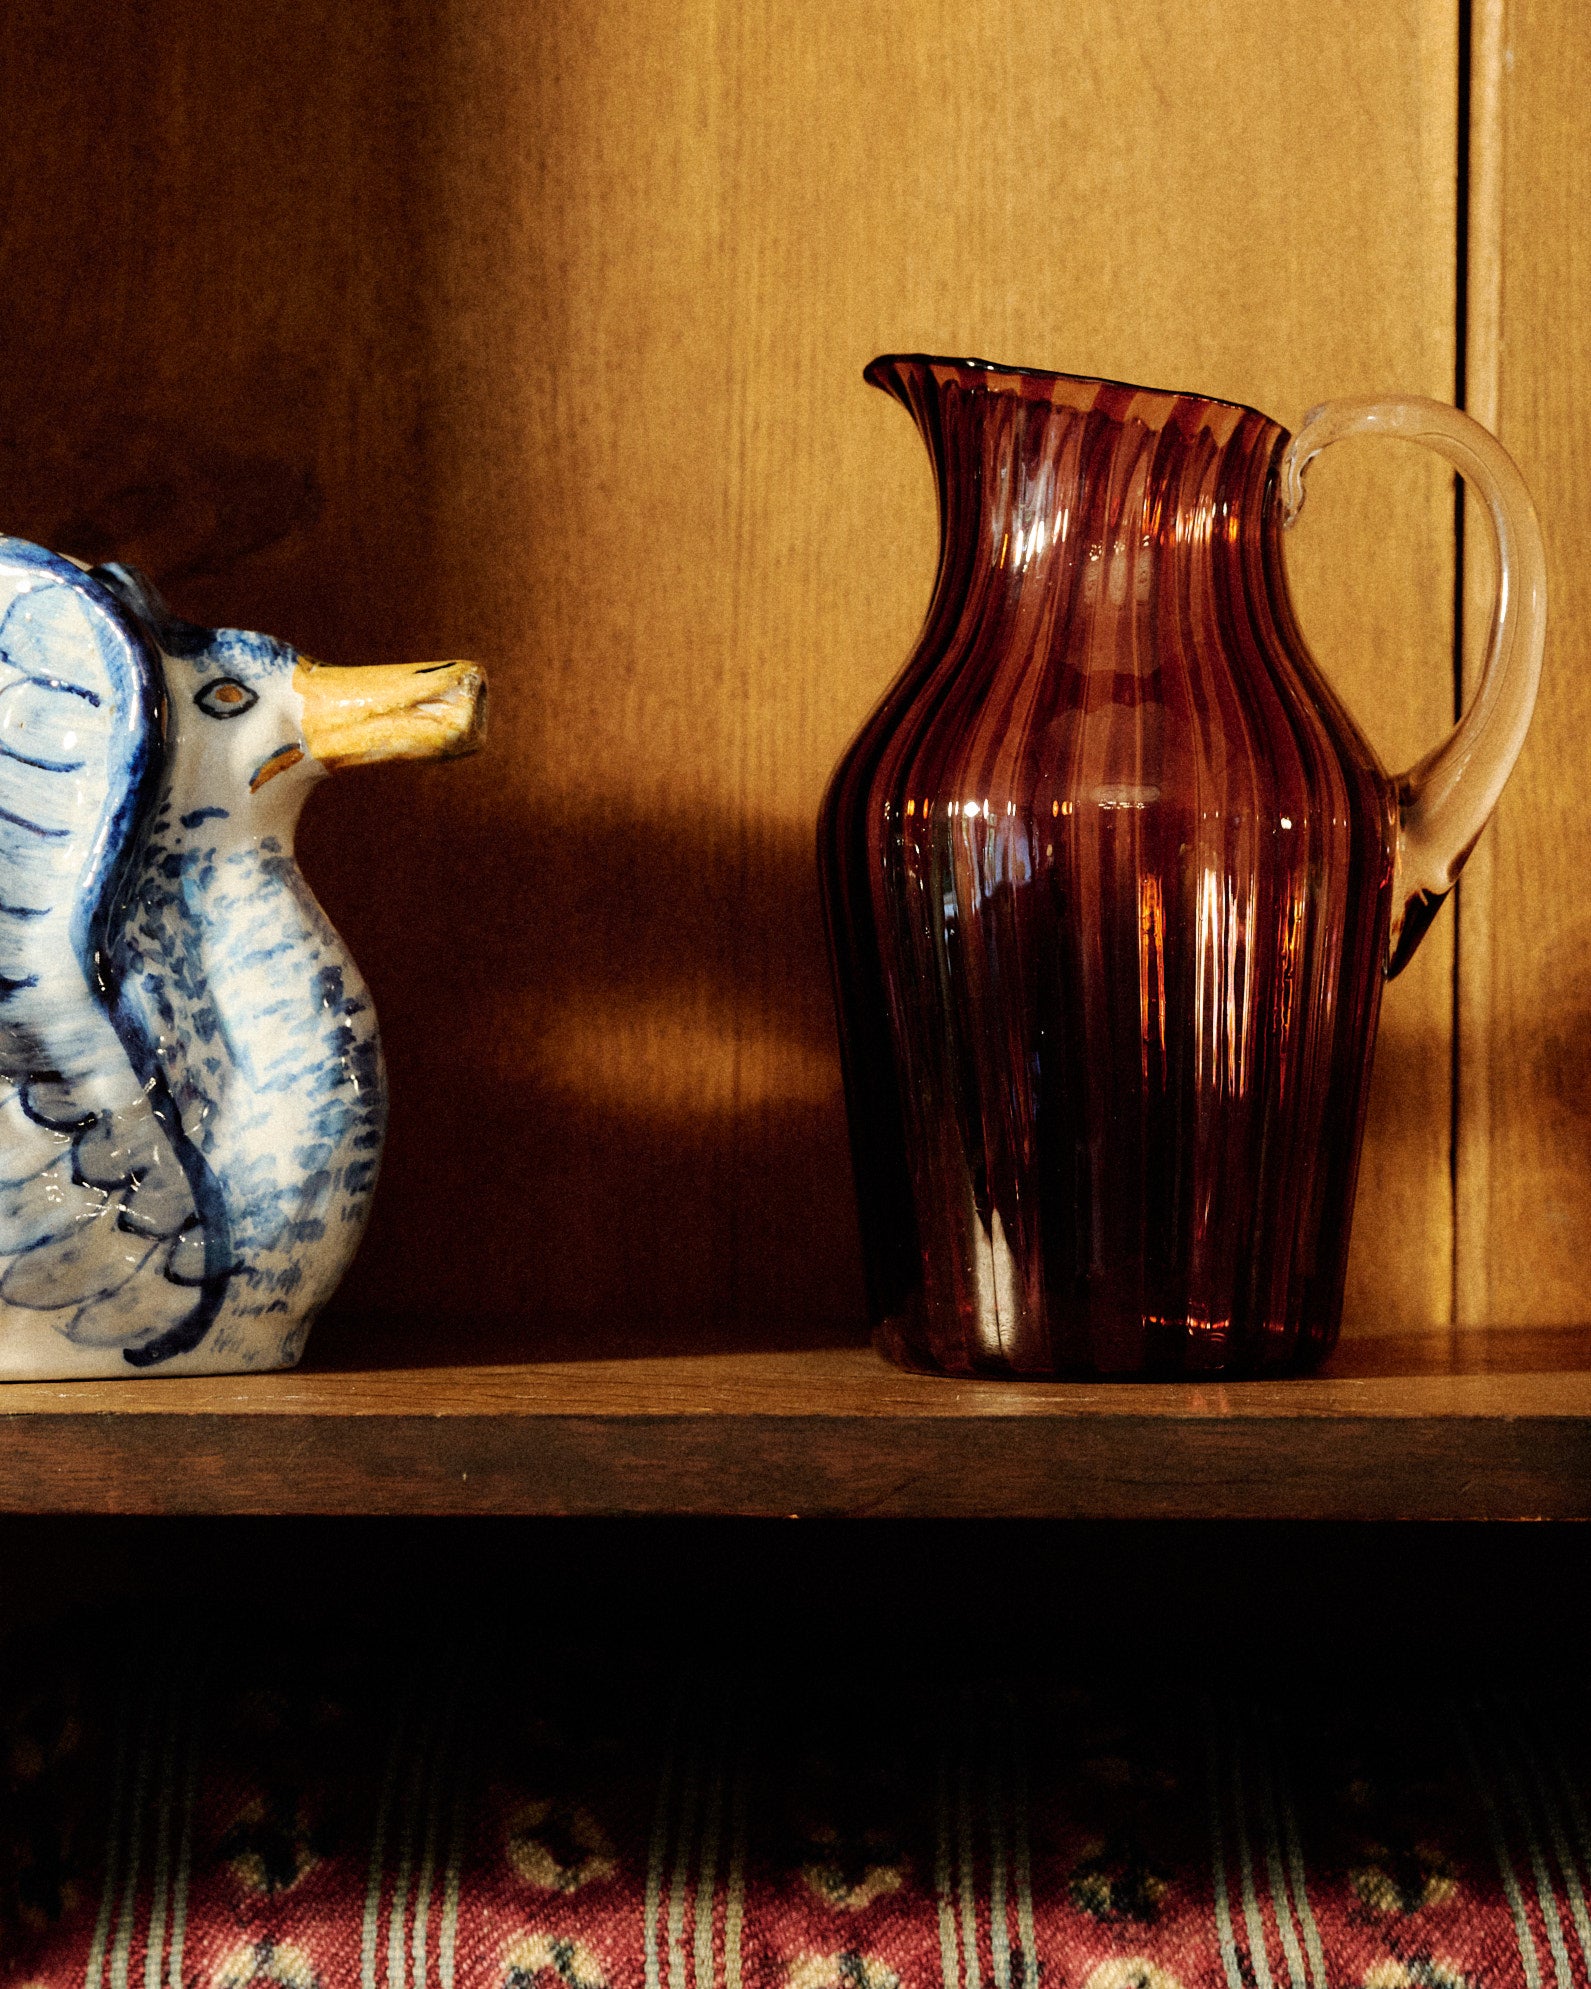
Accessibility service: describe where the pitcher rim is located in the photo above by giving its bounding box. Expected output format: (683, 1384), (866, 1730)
(864, 352), (1280, 428)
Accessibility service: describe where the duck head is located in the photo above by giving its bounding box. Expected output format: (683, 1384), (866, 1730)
(99, 596), (487, 838)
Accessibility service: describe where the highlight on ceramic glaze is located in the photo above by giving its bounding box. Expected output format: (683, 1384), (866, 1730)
(820, 357), (1545, 1379)
(0, 538), (485, 1380)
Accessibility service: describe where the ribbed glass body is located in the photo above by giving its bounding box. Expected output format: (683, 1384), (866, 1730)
(820, 357), (1398, 1377)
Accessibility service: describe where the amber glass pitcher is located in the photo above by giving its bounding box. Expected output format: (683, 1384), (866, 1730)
(820, 357), (1545, 1377)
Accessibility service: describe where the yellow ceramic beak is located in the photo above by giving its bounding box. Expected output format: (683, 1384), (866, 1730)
(294, 659), (487, 770)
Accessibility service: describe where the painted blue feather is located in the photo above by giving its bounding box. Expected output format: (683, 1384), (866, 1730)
(0, 540), (232, 1364)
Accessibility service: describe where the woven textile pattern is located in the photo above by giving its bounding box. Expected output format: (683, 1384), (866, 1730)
(3, 1640), (1589, 1989)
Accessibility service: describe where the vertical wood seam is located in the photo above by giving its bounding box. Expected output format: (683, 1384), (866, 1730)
(1455, 0), (1506, 1325)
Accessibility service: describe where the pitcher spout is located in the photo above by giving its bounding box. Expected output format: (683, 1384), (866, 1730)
(862, 352), (1295, 654)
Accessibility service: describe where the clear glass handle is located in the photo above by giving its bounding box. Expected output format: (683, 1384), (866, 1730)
(1280, 396), (1547, 977)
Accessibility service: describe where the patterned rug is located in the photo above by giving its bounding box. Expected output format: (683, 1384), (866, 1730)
(2, 1630), (1587, 1989)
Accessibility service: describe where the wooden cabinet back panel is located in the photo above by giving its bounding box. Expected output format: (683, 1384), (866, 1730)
(0, 1), (1481, 1350)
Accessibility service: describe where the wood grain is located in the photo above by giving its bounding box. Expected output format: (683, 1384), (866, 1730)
(0, 1), (1460, 1363)
(1458, 0), (1591, 1324)
(0, 1332), (1586, 1518)
(1454, 0), (1505, 1326)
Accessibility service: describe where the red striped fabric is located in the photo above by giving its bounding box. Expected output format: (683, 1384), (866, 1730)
(3, 1646), (1586, 1989)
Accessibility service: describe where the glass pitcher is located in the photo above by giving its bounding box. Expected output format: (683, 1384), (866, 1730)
(819, 357), (1545, 1377)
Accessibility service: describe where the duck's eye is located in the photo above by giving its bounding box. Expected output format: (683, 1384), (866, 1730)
(195, 678), (257, 720)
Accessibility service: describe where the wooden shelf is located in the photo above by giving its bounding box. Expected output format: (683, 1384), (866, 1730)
(0, 1325), (1587, 1519)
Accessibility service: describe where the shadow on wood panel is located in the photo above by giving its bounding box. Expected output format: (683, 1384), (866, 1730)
(303, 782), (868, 1363)
(0, 0), (436, 630)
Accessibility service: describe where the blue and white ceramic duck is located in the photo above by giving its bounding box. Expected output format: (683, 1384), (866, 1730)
(0, 537), (484, 1379)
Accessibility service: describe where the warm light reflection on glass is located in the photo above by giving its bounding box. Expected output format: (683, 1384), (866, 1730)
(1138, 873), (1166, 1080)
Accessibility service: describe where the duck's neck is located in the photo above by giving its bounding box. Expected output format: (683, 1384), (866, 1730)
(120, 788), (387, 1364)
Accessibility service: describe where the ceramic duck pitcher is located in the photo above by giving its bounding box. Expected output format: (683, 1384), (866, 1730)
(0, 539), (485, 1380)
(820, 357), (1545, 1378)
